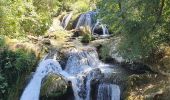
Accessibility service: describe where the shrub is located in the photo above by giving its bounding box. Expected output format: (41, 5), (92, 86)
(97, 0), (170, 61)
(71, 1), (90, 13)
(81, 34), (92, 43)
(99, 44), (110, 61)
(0, 48), (37, 99)
(0, 0), (60, 37)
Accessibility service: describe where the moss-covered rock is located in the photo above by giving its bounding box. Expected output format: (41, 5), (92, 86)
(40, 73), (68, 98)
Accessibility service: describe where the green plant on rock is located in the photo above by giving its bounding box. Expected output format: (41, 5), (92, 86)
(81, 34), (92, 43)
(41, 73), (67, 98)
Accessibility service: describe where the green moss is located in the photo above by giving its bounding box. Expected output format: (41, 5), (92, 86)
(81, 34), (92, 43)
(40, 73), (67, 97)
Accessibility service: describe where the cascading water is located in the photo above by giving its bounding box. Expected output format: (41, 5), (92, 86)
(64, 47), (101, 100)
(75, 11), (96, 31)
(21, 47), (121, 100)
(97, 84), (120, 100)
(101, 24), (109, 36)
(65, 48), (99, 75)
(20, 59), (62, 100)
(61, 12), (73, 29)
(63, 47), (121, 100)
(75, 11), (109, 36)
(91, 19), (109, 36)
(92, 19), (100, 35)
(85, 68), (103, 100)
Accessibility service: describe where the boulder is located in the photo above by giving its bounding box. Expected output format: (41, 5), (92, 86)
(40, 73), (68, 98)
(42, 39), (51, 45)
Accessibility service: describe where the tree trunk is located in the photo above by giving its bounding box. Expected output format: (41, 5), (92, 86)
(118, 0), (125, 23)
(156, 0), (165, 23)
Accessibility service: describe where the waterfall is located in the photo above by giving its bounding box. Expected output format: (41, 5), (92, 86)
(101, 24), (109, 36)
(61, 12), (73, 29)
(92, 19), (100, 35)
(85, 68), (103, 100)
(64, 48), (101, 100)
(75, 11), (96, 31)
(65, 48), (99, 75)
(75, 11), (96, 34)
(20, 59), (62, 100)
(75, 11), (110, 36)
(97, 84), (120, 100)
(21, 47), (121, 100)
(75, 13), (92, 33)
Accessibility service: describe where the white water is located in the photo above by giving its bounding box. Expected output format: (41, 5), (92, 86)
(21, 47), (120, 100)
(92, 19), (100, 35)
(86, 69), (101, 100)
(61, 12), (73, 29)
(20, 59), (62, 100)
(97, 84), (120, 100)
(75, 11), (110, 36)
(75, 11), (96, 31)
(101, 24), (109, 36)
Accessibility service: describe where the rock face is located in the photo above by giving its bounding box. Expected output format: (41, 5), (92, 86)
(121, 62), (155, 74)
(40, 73), (68, 98)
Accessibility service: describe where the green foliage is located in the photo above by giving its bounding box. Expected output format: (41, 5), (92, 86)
(0, 47), (37, 99)
(0, 74), (8, 98)
(81, 34), (92, 43)
(97, 0), (170, 60)
(99, 44), (110, 61)
(0, 0), (60, 37)
(57, 0), (96, 14)
(0, 36), (5, 47)
(71, 1), (90, 13)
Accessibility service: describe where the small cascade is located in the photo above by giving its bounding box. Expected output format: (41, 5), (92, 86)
(21, 47), (121, 100)
(65, 48), (99, 75)
(20, 59), (62, 100)
(97, 84), (120, 100)
(64, 47), (101, 100)
(61, 12), (73, 29)
(92, 19), (100, 35)
(75, 11), (110, 36)
(85, 68), (103, 100)
(101, 24), (109, 36)
(75, 11), (96, 31)
(92, 19), (109, 36)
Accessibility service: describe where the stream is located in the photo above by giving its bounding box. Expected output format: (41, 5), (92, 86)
(20, 11), (125, 100)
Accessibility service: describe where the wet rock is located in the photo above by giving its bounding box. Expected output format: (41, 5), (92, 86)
(104, 57), (119, 64)
(72, 14), (81, 29)
(42, 39), (51, 45)
(121, 62), (155, 74)
(93, 26), (103, 35)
